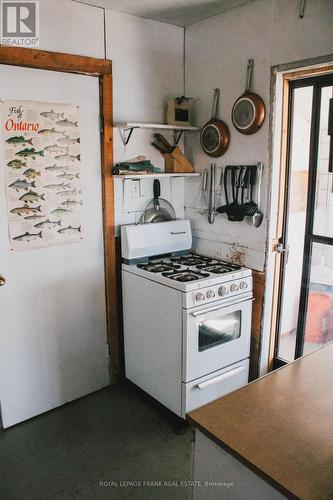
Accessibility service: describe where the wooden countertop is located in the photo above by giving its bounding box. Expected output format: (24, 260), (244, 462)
(188, 343), (333, 500)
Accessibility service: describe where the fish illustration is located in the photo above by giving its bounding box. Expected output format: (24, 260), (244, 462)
(45, 164), (68, 172)
(9, 179), (36, 191)
(56, 119), (78, 128)
(19, 191), (45, 203)
(54, 153), (80, 163)
(34, 219), (62, 229)
(43, 183), (71, 190)
(44, 144), (68, 154)
(23, 168), (41, 179)
(40, 110), (65, 121)
(57, 225), (81, 235)
(57, 172), (80, 180)
(7, 159), (26, 169)
(24, 214), (45, 221)
(38, 128), (65, 137)
(57, 136), (80, 146)
(61, 199), (83, 208)
(11, 204), (42, 216)
(13, 231), (42, 242)
(56, 188), (82, 197)
(50, 207), (72, 217)
(16, 148), (44, 159)
(6, 136), (33, 145)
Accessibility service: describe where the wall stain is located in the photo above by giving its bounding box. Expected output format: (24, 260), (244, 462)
(228, 245), (247, 266)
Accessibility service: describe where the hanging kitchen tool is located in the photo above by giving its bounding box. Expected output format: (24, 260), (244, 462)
(253, 162), (264, 227)
(216, 167), (224, 207)
(216, 165), (231, 214)
(200, 88), (230, 157)
(207, 163), (216, 224)
(227, 166), (245, 222)
(242, 165), (258, 216)
(139, 179), (176, 224)
(232, 59), (266, 135)
(198, 169), (208, 215)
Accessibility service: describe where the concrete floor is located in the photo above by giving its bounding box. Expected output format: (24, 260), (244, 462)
(0, 382), (193, 500)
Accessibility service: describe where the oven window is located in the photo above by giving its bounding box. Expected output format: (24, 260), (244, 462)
(198, 311), (241, 351)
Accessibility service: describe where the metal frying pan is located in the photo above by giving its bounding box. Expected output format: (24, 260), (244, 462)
(139, 179), (176, 224)
(200, 88), (230, 157)
(232, 59), (265, 135)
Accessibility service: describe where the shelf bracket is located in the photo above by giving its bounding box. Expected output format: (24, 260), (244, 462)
(173, 130), (184, 146)
(119, 126), (139, 146)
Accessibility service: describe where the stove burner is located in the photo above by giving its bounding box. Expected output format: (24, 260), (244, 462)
(162, 268), (210, 282)
(137, 260), (181, 273)
(196, 261), (241, 274)
(170, 253), (214, 267)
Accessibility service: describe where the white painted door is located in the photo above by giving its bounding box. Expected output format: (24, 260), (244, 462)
(0, 65), (109, 428)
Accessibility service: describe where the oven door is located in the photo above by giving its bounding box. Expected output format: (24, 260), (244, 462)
(183, 292), (253, 382)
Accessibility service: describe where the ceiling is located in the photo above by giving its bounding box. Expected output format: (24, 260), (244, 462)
(72, 0), (253, 27)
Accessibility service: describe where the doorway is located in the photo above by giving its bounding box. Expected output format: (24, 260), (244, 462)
(0, 47), (118, 429)
(273, 72), (333, 366)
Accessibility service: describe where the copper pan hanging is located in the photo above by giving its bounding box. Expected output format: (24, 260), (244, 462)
(232, 59), (265, 135)
(200, 88), (230, 157)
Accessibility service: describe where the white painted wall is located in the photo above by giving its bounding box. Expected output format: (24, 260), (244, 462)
(38, 0), (105, 57)
(184, 0), (333, 272)
(105, 10), (184, 173)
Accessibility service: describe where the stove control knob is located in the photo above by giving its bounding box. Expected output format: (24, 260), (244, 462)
(240, 281), (248, 290)
(230, 284), (239, 292)
(206, 290), (215, 299)
(218, 286), (228, 297)
(196, 292), (205, 302)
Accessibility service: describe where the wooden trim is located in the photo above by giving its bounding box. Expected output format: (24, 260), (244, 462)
(268, 76), (290, 371)
(284, 64), (333, 81)
(250, 271), (265, 380)
(0, 47), (119, 392)
(0, 46), (112, 75)
(100, 75), (121, 384)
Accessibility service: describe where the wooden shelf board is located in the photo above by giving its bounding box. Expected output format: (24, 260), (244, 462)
(114, 122), (200, 131)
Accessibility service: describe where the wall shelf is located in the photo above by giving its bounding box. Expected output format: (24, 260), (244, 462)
(114, 122), (200, 146)
(113, 172), (200, 180)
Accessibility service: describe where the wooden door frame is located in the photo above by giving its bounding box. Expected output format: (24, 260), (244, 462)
(268, 63), (333, 371)
(0, 46), (120, 384)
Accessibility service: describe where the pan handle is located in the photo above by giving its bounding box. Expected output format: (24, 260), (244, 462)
(211, 88), (220, 119)
(153, 179), (161, 209)
(245, 59), (254, 93)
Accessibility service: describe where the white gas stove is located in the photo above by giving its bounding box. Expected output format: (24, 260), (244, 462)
(121, 220), (253, 417)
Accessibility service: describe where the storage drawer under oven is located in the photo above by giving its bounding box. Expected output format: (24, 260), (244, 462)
(182, 359), (249, 416)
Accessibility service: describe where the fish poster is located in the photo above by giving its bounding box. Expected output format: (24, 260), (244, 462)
(1, 99), (83, 251)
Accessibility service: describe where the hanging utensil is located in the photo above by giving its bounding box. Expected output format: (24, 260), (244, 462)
(232, 59), (266, 135)
(139, 179), (176, 224)
(207, 163), (216, 224)
(200, 89), (230, 157)
(253, 162), (264, 227)
(217, 165), (232, 214)
(199, 169), (208, 215)
(242, 165), (258, 216)
(216, 167), (224, 207)
(227, 166), (245, 222)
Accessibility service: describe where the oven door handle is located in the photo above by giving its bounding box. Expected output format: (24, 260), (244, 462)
(191, 296), (254, 317)
(196, 366), (245, 390)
